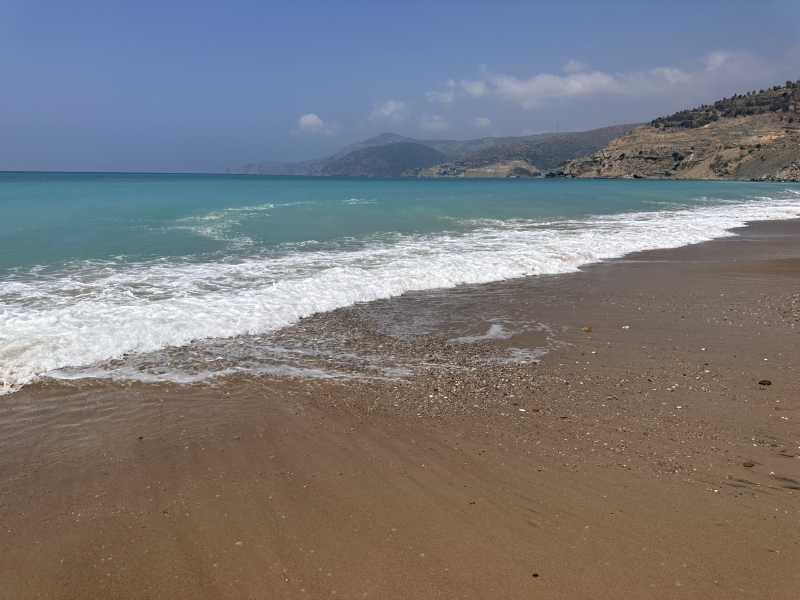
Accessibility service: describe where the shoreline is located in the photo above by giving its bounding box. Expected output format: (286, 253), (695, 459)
(2, 219), (800, 598)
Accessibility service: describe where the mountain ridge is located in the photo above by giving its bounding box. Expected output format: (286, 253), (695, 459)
(321, 142), (452, 177)
(227, 81), (800, 181)
(226, 131), (563, 176)
(407, 124), (640, 178)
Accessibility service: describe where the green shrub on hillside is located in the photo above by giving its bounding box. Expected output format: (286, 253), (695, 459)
(650, 81), (800, 129)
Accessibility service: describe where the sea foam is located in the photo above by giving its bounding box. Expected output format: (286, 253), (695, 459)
(1, 194), (798, 393)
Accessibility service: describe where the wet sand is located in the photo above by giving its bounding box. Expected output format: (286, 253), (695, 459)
(2, 220), (799, 599)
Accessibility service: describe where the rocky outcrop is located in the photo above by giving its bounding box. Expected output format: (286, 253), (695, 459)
(559, 82), (800, 181)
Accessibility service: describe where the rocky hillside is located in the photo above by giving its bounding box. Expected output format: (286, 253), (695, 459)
(320, 142), (452, 177)
(557, 81), (800, 181)
(408, 124), (639, 178)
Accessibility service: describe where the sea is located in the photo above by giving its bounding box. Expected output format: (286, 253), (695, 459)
(2, 172), (799, 394)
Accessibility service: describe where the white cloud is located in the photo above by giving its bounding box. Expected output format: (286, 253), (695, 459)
(295, 113), (337, 135)
(368, 100), (409, 123)
(459, 79), (489, 98)
(426, 79), (457, 104)
(420, 114), (449, 131)
(453, 51), (780, 110)
(460, 69), (666, 109)
(473, 116), (492, 129)
(704, 52), (730, 71)
(564, 59), (589, 74)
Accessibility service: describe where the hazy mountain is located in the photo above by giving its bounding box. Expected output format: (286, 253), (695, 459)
(321, 142), (452, 177)
(225, 132), (560, 176)
(226, 159), (326, 176)
(228, 81), (800, 181)
(408, 124), (640, 178)
(454, 125), (640, 171)
(418, 132), (559, 157)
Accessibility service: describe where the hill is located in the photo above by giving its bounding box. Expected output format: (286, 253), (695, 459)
(320, 142), (452, 177)
(408, 124), (639, 178)
(226, 134), (416, 176)
(556, 81), (800, 181)
(226, 132), (560, 176)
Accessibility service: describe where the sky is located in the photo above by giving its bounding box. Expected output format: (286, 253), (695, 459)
(1, 0), (800, 173)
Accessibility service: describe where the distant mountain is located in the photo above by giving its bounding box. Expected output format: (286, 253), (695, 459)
(227, 158), (325, 176)
(226, 134), (417, 175)
(417, 132), (559, 158)
(226, 132), (560, 176)
(408, 124), (640, 178)
(557, 80), (800, 181)
(321, 142), (452, 177)
(458, 125), (639, 170)
(228, 82), (800, 181)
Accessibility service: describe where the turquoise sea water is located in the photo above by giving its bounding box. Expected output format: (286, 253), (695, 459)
(1, 173), (799, 392)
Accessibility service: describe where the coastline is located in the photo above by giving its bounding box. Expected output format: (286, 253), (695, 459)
(2, 219), (800, 599)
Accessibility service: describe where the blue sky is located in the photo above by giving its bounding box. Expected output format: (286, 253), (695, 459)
(2, 0), (799, 172)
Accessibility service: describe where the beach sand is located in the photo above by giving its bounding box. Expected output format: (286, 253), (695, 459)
(2, 220), (799, 599)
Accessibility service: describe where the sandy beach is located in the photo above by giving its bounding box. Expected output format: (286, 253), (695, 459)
(2, 219), (799, 599)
